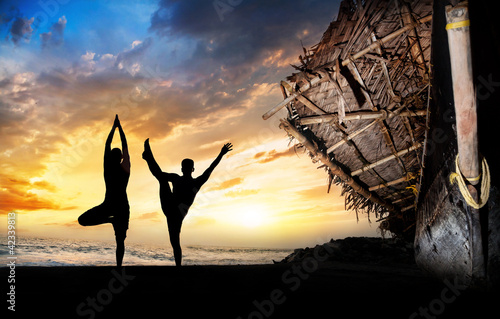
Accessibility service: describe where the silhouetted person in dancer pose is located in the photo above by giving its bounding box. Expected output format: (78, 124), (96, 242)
(142, 139), (232, 266)
(78, 115), (130, 268)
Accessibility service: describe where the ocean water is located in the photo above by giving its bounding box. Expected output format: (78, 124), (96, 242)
(0, 236), (292, 266)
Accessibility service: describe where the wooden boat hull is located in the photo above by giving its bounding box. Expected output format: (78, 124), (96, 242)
(415, 156), (471, 284)
(414, 0), (500, 288)
(415, 159), (500, 287)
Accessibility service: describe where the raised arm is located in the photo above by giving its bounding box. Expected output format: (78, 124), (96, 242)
(105, 115), (119, 157)
(142, 138), (163, 179)
(116, 116), (130, 173)
(199, 143), (233, 184)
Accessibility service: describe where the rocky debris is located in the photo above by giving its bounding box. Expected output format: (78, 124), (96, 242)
(276, 237), (415, 265)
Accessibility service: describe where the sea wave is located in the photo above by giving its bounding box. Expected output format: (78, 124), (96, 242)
(0, 236), (292, 267)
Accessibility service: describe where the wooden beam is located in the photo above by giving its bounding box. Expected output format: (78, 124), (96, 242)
(364, 53), (390, 63)
(400, 1), (428, 80)
(262, 77), (322, 120)
(371, 32), (396, 99)
(351, 143), (422, 176)
(327, 120), (378, 154)
(262, 14), (432, 120)
(369, 176), (407, 191)
(401, 204), (416, 212)
(297, 109), (426, 124)
(296, 95), (328, 116)
(368, 172), (417, 192)
(279, 119), (397, 213)
(298, 114), (335, 124)
(383, 188), (411, 201)
(392, 195), (415, 205)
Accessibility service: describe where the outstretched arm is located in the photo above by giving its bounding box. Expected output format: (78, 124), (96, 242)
(199, 143), (233, 184)
(116, 116), (130, 173)
(105, 115), (119, 157)
(142, 138), (163, 179)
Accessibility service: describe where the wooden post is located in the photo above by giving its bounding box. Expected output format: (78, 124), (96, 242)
(446, 1), (485, 283)
(446, 2), (479, 184)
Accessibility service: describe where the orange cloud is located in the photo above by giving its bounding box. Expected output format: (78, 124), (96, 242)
(135, 212), (162, 221)
(208, 177), (244, 191)
(253, 151), (266, 159)
(199, 139), (230, 150)
(256, 148), (295, 164)
(32, 180), (58, 192)
(43, 221), (81, 228)
(0, 175), (73, 214)
(0, 191), (75, 214)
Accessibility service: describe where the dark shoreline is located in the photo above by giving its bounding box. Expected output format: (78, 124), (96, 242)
(3, 262), (498, 318)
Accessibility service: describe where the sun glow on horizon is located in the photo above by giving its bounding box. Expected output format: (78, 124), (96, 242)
(238, 205), (268, 228)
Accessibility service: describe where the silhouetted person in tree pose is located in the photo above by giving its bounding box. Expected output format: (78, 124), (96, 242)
(78, 115), (130, 268)
(142, 139), (232, 266)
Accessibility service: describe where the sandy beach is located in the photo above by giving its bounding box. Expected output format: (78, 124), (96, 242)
(4, 261), (498, 318)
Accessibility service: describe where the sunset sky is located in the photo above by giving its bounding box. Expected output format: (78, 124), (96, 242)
(0, 0), (381, 249)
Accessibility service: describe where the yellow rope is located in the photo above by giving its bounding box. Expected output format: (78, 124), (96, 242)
(466, 173), (481, 183)
(446, 19), (470, 30)
(406, 185), (418, 196)
(406, 172), (418, 181)
(449, 155), (490, 209)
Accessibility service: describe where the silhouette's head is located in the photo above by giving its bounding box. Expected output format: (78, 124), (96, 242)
(110, 148), (123, 164)
(181, 158), (194, 175)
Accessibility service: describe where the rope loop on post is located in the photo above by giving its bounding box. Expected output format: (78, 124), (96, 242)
(449, 154), (490, 209)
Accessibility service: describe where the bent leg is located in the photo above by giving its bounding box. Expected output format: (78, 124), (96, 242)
(78, 204), (111, 226)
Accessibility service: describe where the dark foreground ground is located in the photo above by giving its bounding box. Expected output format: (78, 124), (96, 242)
(3, 262), (499, 318)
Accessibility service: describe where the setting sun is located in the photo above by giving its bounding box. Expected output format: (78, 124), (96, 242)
(239, 206), (267, 228)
